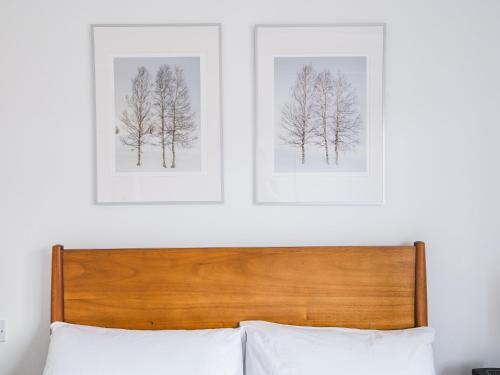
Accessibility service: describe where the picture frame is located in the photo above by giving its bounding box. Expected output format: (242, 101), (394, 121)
(93, 24), (223, 203)
(254, 24), (385, 205)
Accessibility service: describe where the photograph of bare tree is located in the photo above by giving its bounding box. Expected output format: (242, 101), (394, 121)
(274, 56), (367, 173)
(114, 57), (201, 172)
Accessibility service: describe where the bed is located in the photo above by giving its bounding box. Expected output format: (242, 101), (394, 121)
(50, 242), (427, 330)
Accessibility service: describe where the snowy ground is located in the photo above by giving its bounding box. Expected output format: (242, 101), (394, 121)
(274, 145), (367, 173)
(115, 136), (201, 173)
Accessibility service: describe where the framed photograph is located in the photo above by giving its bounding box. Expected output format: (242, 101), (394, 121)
(93, 24), (222, 203)
(255, 25), (385, 204)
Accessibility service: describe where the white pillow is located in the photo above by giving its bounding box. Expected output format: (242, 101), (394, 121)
(43, 322), (244, 375)
(241, 321), (436, 375)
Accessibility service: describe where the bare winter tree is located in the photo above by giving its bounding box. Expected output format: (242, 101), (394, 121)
(166, 66), (196, 168)
(280, 64), (317, 164)
(312, 70), (334, 164)
(120, 67), (152, 166)
(153, 64), (173, 168)
(330, 71), (361, 165)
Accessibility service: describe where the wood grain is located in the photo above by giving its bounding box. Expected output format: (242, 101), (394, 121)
(414, 241), (428, 327)
(51, 244), (64, 322)
(51, 244), (427, 330)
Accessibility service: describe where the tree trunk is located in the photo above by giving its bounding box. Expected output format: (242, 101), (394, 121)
(171, 131), (176, 168)
(162, 140), (166, 168)
(161, 120), (167, 168)
(323, 120), (329, 164)
(171, 109), (177, 168)
(301, 143), (305, 164)
(137, 139), (141, 166)
(334, 131), (339, 166)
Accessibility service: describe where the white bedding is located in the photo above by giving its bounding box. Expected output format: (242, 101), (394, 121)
(241, 321), (436, 375)
(43, 320), (436, 375)
(43, 322), (244, 375)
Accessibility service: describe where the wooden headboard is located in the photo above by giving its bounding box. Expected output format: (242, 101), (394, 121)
(51, 242), (427, 330)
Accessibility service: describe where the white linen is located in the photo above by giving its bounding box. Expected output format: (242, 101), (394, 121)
(241, 320), (436, 375)
(43, 322), (244, 375)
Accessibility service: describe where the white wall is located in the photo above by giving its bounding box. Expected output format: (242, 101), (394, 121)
(1, 0), (499, 373)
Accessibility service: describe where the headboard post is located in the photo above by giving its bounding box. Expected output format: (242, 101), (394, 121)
(51, 244), (64, 323)
(414, 241), (428, 327)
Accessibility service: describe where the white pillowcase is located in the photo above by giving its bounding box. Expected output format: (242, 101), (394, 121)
(241, 321), (436, 375)
(43, 322), (244, 375)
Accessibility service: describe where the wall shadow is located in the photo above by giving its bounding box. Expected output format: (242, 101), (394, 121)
(8, 247), (51, 375)
(441, 362), (482, 375)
